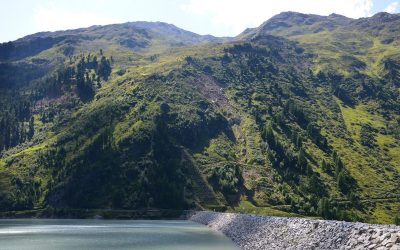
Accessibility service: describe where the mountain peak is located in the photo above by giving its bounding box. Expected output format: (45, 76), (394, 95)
(369, 11), (400, 22)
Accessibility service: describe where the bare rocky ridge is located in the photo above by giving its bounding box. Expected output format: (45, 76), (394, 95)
(189, 211), (400, 250)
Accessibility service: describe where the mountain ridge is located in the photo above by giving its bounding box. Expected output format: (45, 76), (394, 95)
(13, 21), (221, 42)
(6, 11), (400, 44)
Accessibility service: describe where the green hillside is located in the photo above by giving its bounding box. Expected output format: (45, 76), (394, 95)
(0, 13), (399, 224)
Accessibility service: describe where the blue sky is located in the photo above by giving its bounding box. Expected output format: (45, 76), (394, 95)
(0, 0), (399, 42)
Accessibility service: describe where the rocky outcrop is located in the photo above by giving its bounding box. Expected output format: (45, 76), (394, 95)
(189, 211), (400, 250)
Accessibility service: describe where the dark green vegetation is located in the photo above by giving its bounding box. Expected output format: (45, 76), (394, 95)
(0, 14), (399, 224)
(0, 207), (187, 220)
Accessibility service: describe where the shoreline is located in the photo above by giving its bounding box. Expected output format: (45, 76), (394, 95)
(0, 208), (191, 220)
(189, 211), (400, 250)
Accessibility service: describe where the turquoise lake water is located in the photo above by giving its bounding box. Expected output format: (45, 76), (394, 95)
(0, 219), (238, 250)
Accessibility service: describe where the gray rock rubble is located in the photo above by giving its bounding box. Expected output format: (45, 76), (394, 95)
(189, 211), (400, 250)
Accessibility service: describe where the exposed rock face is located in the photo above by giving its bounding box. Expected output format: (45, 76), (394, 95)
(189, 212), (400, 250)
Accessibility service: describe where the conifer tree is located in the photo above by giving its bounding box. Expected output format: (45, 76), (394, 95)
(321, 159), (329, 173)
(297, 147), (307, 172)
(317, 197), (330, 219)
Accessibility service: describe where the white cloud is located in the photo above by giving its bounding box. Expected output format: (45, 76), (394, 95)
(33, 3), (121, 32)
(384, 2), (399, 13)
(181, 0), (373, 35)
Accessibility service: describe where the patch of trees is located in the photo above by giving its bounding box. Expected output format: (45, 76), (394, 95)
(383, 58), (400, 87)
(395, 215), (400, 225)
(282, 100), (328, 151)
(218, 43), (279, 83)
(224, 43), (270, 56)
(0, 62), (47, 89)
(0, 172), (38, 212)
(0, 103), (34, 151)
(37, 52), (112, 101)
(318, 72), (355, 105)
(283, 100), (309, 127)
(317, 197), (361, 222)
(263, 124), (310, 175)
(318, 69), (400, 115)
(72, 53), (111, 100)
(300, 173), (326, 197)
(208, 163), (242, 194)
(360, 123), (376, 148)
(331, 151), (357, 195)
(262, 104), (328, 175)
(306, 123), (329, 151)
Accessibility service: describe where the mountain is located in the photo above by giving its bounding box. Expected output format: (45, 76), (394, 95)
(241, 11), (400, 77)
(0, 14), (399, 224)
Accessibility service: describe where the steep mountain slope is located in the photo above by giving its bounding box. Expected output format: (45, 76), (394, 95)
(0, 16), (399, 224)
(238, 12), (400, 222)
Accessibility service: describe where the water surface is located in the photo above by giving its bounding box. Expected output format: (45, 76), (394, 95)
(0, 219), (238, 250)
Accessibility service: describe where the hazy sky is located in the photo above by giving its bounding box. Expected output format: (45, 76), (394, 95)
(0, 0), (399, 42)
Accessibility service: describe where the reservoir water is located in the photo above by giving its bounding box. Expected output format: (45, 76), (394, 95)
(0, 219), (238, 250)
